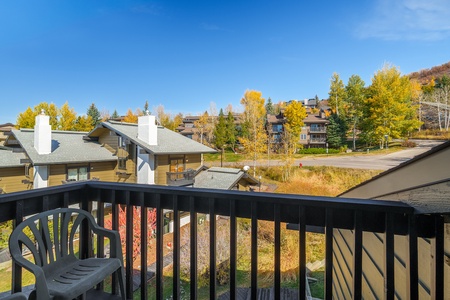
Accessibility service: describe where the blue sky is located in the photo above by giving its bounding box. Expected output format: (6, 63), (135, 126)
(1, 0), (450, 124)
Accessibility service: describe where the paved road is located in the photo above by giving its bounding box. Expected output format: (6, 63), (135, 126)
(215, 140), (445, 171)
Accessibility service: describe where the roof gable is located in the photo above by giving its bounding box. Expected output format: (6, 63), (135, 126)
(93, 121), (216, 155)
(12, 129), (116, 165)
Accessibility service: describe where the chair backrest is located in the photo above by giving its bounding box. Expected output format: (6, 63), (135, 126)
(9, 208), (93, 267)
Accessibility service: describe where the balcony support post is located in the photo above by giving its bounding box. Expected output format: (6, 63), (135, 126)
(407, 214), (418, 300)
(325, 208), (334, 300)
(189, 196), (198, 300)
(12, 200), (24, 293)
(173, 195), (180, 300)
(139, 192), (148, 299)
(156, 194), (164, 300)
(125, 191), (133, 299)
(431, 215), (444, 300)
(97, 190), (105, 291)
(251, 201), (258, 300)
(353, 210), (363, 299)
(111, 190), (119, 295)
(230, 199), (237, 300)
(209, 198), (217, 299)
(299, 206), (306, 300)
(384, 213), (395, 300)
(274, 204), (281, 300)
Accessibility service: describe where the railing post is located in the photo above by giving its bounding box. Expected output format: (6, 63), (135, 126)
(189, 196), (198, 300)
(353, 210), (363, 299)
(125, 191), (133, 299)
(407, 214), (418, 300)
(274, 204), (281, 300)
(155, 194), (164, 300)
(12, 200), (24, 293)
(111, 190), (119, 295)
(325, 208), (333, 300)
(173, 195), (180, 300)
(139, 192), (148, 300)
(251, 201), (258, 300)
(299, 206), (306, 300)
(384, 212), (395, 300)
(431, 215), (444, 300)
(96, 190), (105, 291)
(209, 198), (216, 300)
(230, 199), (237, 300)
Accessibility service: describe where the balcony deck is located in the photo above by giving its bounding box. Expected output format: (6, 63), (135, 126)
(0, 181), (448, 300)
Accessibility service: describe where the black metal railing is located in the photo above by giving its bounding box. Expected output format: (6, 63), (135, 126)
(0, 181), (447, 300)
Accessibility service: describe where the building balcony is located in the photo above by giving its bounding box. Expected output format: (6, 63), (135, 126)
(166, 169), (195, 186)
(0, 181), (447, 299)
(308, 128), (326, 134)
(309, 138), (327, 144)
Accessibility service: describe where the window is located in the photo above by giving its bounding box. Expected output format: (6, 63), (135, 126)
(170, 157), (185, 180)
(118, 158), (127, 170)
(25, 164), (31, 177)
(67, 167), (88, 181)
(300, 134), (307, 140)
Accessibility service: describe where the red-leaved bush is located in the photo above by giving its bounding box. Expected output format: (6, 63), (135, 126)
(105, 206), (157, 262)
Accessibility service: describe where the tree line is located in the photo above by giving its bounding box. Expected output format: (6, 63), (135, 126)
(16, 63), (441, 155)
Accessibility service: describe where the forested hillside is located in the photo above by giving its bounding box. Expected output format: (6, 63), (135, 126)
(409, 61), (450, 84)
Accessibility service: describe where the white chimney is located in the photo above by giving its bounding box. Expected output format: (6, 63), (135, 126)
(138, 111), (157, 145)
(34, 109), (52, 154)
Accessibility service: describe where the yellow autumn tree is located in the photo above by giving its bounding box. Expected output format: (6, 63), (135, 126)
(363, 64), (422, 145)
(123, 109), (139, 123)
(17, 102), (61, 129)
(281, 100), (307, 181)
(58, 102), (77, 131)
(74, 115), (94, 132)
(238, 90), (267, 176)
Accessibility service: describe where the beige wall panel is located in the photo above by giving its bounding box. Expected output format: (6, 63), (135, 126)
(341, 147), (450, 200)
(332, 238), (353, 299)
(333, 230), (353, 297)
(361, 250), (384, 299)
(156, 155), (169, 185)
(49, 164), (66, 186)
(185, 154), (201, 169)
(91, 161), (117, 182)
(0, 167), (32, 193)
(99, 132), (118, 154)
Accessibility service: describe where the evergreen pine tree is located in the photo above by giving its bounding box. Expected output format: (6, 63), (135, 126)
(326, 114), (348, 149)
(87, 103), (101, 127)
(111, 109), (119, 119)
(265, 97), (274, 115)
(213, 109), (227, 149)
(226, 111), (237, 151)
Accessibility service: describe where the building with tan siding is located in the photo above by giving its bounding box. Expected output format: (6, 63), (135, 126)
(0, 112), (216, 193)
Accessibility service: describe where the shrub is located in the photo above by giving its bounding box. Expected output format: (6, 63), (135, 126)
(297, 148), (340, 154)
(401, 140), (417, 148)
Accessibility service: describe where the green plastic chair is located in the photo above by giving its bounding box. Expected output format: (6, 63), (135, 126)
(9, 208), (125, 300)
(2, 292), (27, 300)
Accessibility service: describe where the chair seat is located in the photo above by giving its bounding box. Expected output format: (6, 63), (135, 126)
(45, 257), (122, 300)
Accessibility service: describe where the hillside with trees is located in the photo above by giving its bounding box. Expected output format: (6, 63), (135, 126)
(409, 61), (450, 84)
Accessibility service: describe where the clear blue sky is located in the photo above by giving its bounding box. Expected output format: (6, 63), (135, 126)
(1, 0), (450, 124)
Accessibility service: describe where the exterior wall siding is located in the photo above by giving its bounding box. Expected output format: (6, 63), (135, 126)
(91, 161), (117, 182)
(48, 165), (67, 187)
(156, 155), (169, 185)
(0, 167), (32, 193)
(99, 132), (119, 154)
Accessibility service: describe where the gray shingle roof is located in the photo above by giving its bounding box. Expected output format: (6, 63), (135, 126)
(12, 129), (116, 165)
(99, 121), (216, 155)
(0, 147), (25, 168)
(193, 167), (258, 190)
